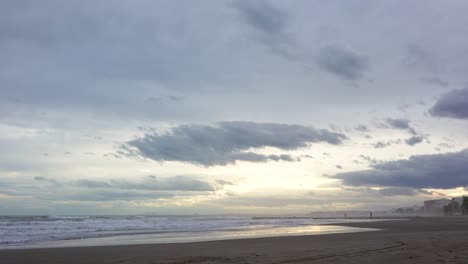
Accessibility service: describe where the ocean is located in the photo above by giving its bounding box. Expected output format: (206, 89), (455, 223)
(0, 215), (380, 249)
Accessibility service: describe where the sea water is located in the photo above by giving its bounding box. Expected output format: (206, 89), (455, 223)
(0, 215), (380, 249)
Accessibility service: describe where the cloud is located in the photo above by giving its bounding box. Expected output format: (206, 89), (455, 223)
(33, 176), (61, 186)
(61, 190), (175, 202)
(402, 44), (436, 69)
(376, 187), (428, 196)
(75, 179), (111, 188)
(359, 155), (379, 165)
(421, 77), (448, 87)
(430, 87), (468, 119)
(316, 44), (370, 80)
(234, 1), (287, 36)
(234, 0), (296, 59)
(1, 175), (223, 202)
(1, 0), (301, 121)
(334, 149), (468, 189)
(213, 186), (429, 211)
(124, 121), (347, 166)
(229, 152), (297, 163)
(75, 175), (217, 192)
(385, 118), (416, 134)
(373, 141), (392, 149)
(342, 186), (431, 197)
(383, 118), (425, 145)
(215, 179), (234, 186)
(146, 95), (184, 105)
(372, 139), (402, 149)
(355, 124), (369, 132)
(405, 135), (424, 146)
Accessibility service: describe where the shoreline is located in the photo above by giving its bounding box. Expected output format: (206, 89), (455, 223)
(0, 225), (379, 250)
(1, 217), (468, 263)
(0, 218), (387, 250)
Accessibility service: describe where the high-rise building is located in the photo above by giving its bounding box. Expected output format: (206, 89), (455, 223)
(423, 199), (451, 213)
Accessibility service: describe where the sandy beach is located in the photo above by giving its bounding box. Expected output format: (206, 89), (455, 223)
(1, 217), (468, 263)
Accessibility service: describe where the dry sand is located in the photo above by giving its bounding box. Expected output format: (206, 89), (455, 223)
(1, 217), (468, 264)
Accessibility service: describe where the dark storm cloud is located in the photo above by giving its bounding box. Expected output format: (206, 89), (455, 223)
(125, 121), (347, 166)
(316, 44), (370, 80)
(334, 149), (468, 189)
(430, 87), (468, 119)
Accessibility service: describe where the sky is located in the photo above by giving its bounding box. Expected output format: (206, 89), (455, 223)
(1, 0), (468, 215)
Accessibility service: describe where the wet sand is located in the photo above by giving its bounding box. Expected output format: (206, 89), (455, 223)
(1, 217), (468, 264)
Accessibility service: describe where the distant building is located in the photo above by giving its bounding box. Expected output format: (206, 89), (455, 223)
(454, 196), (468, 214)
(424, 199), (451, 213)
(453, 196), (467, 205)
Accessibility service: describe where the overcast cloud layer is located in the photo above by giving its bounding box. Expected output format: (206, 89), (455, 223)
(1, 0), (468, 215)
